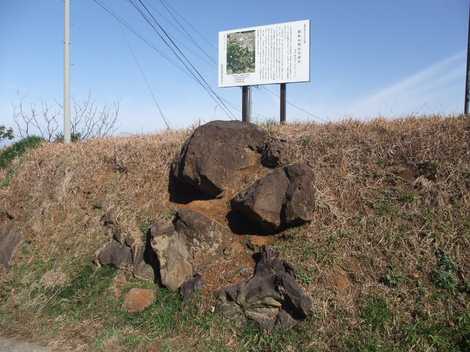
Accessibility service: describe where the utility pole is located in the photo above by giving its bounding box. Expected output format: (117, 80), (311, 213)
(64, 0), (71, 143)
(465, 2), (470, 115)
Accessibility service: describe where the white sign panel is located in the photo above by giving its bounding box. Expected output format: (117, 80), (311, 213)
(218, 20), (310, 87)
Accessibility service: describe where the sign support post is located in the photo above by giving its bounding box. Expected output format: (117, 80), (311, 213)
(465, 4), (470, 115)
(242, 86), (252, 122)
(280, 83), (286, 124)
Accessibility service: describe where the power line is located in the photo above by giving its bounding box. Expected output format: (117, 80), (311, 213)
(145, 1), (215, 66)
(158, 0), (217, 50)
(156, 0), (215, 64)
(128, 0), (236, 119)
(121, 29), (170, 129)
(260, 86), (327, 122)
(92, 0), (236, 119)
(91, 0), (184, 72)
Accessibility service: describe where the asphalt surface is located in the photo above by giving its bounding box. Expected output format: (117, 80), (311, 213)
(0, 338), (48, 352)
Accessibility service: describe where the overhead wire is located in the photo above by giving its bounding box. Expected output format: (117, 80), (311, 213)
(91, 0), (184, 72)
(92, 0), (236, 120)
(144, 1), (215, 66)
(120, 28), (170, 129)
(158, 0), (217, 50)
(128, 0), (236, 119)
(152, 0), (271, 120)
(260, 86), (328, 122)
(156, 0), (216, 64)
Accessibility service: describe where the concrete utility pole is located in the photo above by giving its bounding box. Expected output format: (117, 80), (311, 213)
(465, 3), (470, 115)
(64, 0), (71, 143)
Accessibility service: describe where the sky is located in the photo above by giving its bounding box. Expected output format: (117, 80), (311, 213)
(0, 0), (468, 135)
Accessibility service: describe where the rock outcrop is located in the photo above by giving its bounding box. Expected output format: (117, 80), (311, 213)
(217, 246), (312, 330)
(148, 209), (235, 292)
(95, 122), (316, 324)
(231, 164), (316, 234)
(170, 120), (272, 200)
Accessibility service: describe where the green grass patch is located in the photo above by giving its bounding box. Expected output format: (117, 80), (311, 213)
(0, 135), (44, 169)
(360, 296), (391, 331)
(239, 321), (312, 352)
(45, 264), (118, 318)
(431, 249), (459, 291)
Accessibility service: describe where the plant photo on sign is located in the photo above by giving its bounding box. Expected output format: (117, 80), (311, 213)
(227, 30), (256, 74)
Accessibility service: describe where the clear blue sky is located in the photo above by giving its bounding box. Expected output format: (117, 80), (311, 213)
(0, 0), (468, 134)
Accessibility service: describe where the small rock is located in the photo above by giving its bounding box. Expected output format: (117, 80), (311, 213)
(222, 247), (232, 258)
(95, 240), (133, 269)
(0, 227), (23, 270)
(150, 222), (193, 291)
(123, 288), (155, 313)
(217, 246), (312, 330)
(180, 273), (204, 301)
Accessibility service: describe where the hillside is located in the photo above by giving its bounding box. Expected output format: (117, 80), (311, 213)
(0, 116), (469, 352)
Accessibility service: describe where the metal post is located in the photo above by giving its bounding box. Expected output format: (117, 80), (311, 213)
(64, 0), (71, 143)
(280, 83), (286, 124)
(242, 86), (252, 122)
(465, 4), (470, 115)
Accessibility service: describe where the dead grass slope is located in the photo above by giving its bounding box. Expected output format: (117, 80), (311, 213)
(0, 116), (469, 351)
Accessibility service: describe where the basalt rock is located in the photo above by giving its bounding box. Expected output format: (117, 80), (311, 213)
(174, 208), (226, 255)
(170, 120), (272, 201)
(231, 163), (315, 234)
(261, 138), (290, 168)
(95, 212), (157, 281)
(180, 273), (204, 301)
(150, 221), (193, 291)
(0, 226), (23, 271)
(217, 246), (312, 330)
(96, 240), (133, 269)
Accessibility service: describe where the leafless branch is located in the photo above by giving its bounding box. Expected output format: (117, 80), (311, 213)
(12, 95), (119, 141)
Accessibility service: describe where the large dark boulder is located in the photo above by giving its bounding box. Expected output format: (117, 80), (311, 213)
(217, 246), (312, 330)
(231, 163), (315, 234)
(170, 121), (271, 200)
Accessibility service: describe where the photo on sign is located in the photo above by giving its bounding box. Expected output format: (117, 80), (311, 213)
(227, 30), (256, 75)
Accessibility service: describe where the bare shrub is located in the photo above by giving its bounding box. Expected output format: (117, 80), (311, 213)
(13, 94), (119, 142)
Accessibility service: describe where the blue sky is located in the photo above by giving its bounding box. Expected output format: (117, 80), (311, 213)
(0, 0), (468, 134)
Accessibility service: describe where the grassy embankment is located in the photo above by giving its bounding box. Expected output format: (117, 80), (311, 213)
(0, 116), (469, 351)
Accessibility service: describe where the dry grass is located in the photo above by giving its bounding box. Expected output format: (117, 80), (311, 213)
(0, 115), (469, 351)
